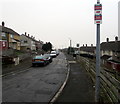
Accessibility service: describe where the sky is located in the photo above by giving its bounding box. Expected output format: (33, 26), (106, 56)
(0, 0), (120, 49)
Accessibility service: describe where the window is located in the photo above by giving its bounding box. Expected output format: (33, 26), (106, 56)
(24, 40), (27, 43)
(10, 34), (14, 38)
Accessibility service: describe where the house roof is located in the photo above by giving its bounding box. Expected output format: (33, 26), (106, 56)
(101, 41), (120, 52)
(80, 46), (96, 53)
(0, 25), (20, 36)
(101, 55), (111, 60)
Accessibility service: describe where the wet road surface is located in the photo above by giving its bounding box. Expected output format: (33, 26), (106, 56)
(2, 52), (68, 103)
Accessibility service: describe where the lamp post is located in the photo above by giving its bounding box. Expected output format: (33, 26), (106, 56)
(95, 0), (102, 102)
(68, 38), (72, 54)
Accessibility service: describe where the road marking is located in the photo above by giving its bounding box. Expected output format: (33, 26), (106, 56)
(68, 61), (76, 64)
(49, 61), (70, 103)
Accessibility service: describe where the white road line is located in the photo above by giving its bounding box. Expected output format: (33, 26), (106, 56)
(49, 61), (70, 103)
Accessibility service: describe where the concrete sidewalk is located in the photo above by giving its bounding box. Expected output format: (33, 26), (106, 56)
(55, 54), (95, 103)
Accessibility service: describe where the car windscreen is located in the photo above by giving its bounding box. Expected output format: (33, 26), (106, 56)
(34, 56), (44, 59)
(51, 52), (56, 54)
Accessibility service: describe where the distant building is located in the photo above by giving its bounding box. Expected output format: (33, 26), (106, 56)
(118, 1), (120, 40)
(80, 44), (96, 56)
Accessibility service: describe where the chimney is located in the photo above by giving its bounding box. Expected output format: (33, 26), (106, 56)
(25, 32), (27, 36)
(28, 34), (30, 37)
(106, 38), (109, 42)
(115, 36), (118, 41)
(91, 44), (93, 47)
(83, 44), (84, 47)
(86, 44), (87, 47)
(2, 21), (5, 27)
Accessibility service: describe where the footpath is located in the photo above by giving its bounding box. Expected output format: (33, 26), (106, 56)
(55, 54), (95, 103)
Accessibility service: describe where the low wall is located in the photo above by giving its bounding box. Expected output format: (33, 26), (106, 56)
(76, 55), (120, 103)
(2, 49), (14, 56)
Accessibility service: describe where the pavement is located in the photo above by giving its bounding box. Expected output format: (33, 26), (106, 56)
(54, 53), (95, 103)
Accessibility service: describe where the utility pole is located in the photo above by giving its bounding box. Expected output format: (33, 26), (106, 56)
(70, 39), (72, 54)
(68, 38), (72, 54)
(94, 0), (102, 102)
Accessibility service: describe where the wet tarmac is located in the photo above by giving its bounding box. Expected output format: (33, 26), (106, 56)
(55, 54), (95, 103)
(2, 52), (68, 103)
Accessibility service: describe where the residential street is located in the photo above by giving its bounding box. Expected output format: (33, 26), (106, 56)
(2, 52), (68, 102)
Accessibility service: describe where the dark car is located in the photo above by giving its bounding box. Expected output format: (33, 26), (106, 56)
(44, 54), (52, 63)
(32, 55), (49, 66)
(2, 55), (14, 64)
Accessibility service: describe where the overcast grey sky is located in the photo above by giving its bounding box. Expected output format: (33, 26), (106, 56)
(0, 0), (119, 49)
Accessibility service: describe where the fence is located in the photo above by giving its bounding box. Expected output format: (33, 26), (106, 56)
(77, 55), (120, 103)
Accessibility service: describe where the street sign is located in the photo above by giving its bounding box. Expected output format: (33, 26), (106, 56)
(94, 4), (102, 24)
(94, 4), (102, 10)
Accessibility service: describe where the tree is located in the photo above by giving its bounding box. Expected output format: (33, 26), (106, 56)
(42, 42), (52, 52)
(67, 47), (74, 54)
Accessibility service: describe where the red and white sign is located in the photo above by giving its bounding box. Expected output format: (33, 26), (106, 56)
(94, 4), (102, 24)
(95, 10), (102, 14)
(94, 4), (102, 10)
(94, 15), (102, 20)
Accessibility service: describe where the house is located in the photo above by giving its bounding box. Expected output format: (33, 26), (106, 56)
(79, 44), (96, 59)
(101, 37), (120, 71)
(20, 33), (36, 51)
(80, 44), (96, 55)
(101, 37), (120, 60)
(35, 40), (43, 51)
(0, 22), (20, 50)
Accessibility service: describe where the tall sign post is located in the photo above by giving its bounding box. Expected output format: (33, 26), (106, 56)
(94, 0), (102, 102)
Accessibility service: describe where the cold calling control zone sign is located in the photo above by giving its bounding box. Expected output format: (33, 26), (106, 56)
(94, 4), (102, 24)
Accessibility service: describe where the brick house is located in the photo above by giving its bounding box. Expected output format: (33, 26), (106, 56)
(80, 44), (96, 55)
(20, 33), (36, 51)
(101, 37), (120, 60)
(0, 22), (20, 50)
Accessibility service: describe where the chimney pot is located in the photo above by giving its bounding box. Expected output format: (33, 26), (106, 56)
(2, 21), (5, 27)
(25, 32), (27, 35)
(107, 38), (109, 42)
(115, 36), (118, 41)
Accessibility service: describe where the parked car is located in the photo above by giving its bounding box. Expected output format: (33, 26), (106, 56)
(2, 55), (14, 64)
(50, 51), (57, 58)
(32, 55), (49, 66)
(44, 54), (52, 63)
(56, 50), (59, 56)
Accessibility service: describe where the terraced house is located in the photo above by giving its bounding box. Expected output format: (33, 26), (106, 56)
(0, 22), (20, 50)
(20, 33), (36, 51)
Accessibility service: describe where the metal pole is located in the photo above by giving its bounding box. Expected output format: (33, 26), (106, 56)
(95, 0), (101, 102)
(70, 39), (71, 54)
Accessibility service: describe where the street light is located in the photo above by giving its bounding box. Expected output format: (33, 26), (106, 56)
(68, 37), (72, 54)
(95, 0), (101, 102)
